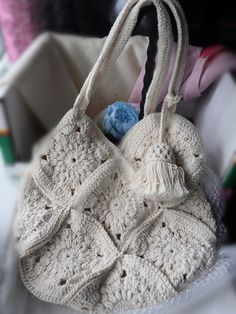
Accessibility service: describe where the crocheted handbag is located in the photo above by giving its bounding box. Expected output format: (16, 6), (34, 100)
(16, 0), (217, 313)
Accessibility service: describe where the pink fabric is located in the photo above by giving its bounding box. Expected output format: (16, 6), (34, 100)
(0, 0), (45, 61)
(129, 44), (236, 107)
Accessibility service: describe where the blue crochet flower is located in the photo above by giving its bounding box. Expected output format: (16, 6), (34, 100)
(103, 102), (139, 141)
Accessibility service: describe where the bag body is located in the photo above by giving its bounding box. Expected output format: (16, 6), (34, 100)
(16, 0), (217, 313)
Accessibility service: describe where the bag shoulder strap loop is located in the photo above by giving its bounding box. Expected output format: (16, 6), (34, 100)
(73, 0), (189, 120)
(144, 0), (189, 115)
(73, 0), (172, 117)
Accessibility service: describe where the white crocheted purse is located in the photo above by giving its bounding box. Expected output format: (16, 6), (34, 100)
(16, 0), (217, 313)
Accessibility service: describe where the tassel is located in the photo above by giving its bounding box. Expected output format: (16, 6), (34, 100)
(133, 143), (189, 206)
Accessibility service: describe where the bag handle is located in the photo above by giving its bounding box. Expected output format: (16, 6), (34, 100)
(72, 0), (173, 117)
(158, 0), (189, 142)
(145, 0), (189, 116)
(139, 5), (159, 120)
(140, 0), (189, 118)
(73, 0), (188, 120)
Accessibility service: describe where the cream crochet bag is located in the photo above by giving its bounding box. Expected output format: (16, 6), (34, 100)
(16, 0), (217, 313)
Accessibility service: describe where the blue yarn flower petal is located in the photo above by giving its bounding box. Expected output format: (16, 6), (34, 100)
(103, 102), (139, 141)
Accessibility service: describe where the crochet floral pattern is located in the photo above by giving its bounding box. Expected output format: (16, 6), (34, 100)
(16, 111), (217, 313)
(82, 167), (145, 246)
(34, 111), (112, 200)
(14, 0), (218, 310)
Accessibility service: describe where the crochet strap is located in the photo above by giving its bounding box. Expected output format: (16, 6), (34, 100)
(153, 0), (189, 143)
(73, 0), (188, 117)
(139, 5), (159, 120)
(145, 0), (189, 115)
(73, 0), (172, 117)
(165, 0), (189, 96)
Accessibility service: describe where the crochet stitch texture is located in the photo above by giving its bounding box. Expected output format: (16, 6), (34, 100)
(16, 0), (217, 312)
(16, 110), (217, 313)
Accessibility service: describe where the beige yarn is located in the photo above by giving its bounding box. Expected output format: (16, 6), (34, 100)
(16, 0), (217, 313)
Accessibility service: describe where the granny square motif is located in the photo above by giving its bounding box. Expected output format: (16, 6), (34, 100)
(16, 0), (217, 313)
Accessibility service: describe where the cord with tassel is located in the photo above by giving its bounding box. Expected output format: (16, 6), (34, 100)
(132, 95), (189, 206)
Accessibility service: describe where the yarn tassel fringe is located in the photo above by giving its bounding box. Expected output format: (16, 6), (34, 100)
(133, 160), (189, 205)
